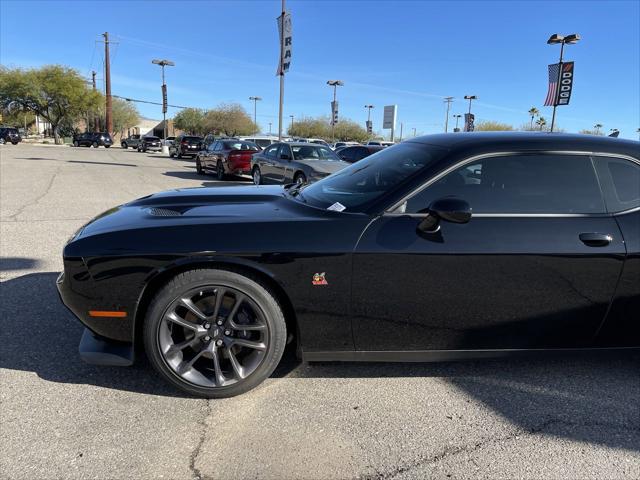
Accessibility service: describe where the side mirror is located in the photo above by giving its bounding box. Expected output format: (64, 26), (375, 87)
(417, 197), (472, 233)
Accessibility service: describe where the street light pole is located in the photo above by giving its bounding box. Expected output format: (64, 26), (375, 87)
(463, 95), (477, 131)
(152, 59), (175, 142)
(327, 80), (343, 142)
(269, 122), (272, 135)
(547, 33), (580, 132)
(443, 97), (453, 132)
(453, 114), (462, 131)
(290, 115), (294, 132)
(412, 127), (416, 137)
(249, 96), (262, 130)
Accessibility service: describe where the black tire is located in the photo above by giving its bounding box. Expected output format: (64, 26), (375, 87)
(143, 269), (287, 398)
(252, 167), (262, 185)
(294, 172), (307, 185)
(92, 141), (98, 148)
(121, 142), (127, 149)
(105, 145), (111, 148)
(73, 140), (79, 147)
(216, 160), (226, 181)
(196, 158), (204, 175)
(169, 151), (175, 158)
(177, 151), (182, 159)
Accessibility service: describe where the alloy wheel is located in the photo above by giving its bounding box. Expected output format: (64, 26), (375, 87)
(157, 286), (269, 388)
(253, 168), (261, 185)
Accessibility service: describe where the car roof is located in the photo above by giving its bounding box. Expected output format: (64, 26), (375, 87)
(407, 132), (639, 158)
(277, 142), (332, 147)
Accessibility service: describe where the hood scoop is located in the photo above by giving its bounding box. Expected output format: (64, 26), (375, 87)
(146, 207), (183, 217)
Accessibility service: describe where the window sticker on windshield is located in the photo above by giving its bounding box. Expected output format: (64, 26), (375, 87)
(327, 202), (346, 212)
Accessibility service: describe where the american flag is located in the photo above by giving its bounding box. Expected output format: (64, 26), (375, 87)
(544, 63), (560, 106)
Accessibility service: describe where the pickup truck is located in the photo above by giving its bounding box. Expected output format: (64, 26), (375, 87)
(120, 134), (141, 149)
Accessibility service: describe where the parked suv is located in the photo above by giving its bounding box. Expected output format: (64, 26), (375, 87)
(121, 134), (141, 149)
(0, 127), (22, 144)
(137, 136), (162, 152)
(169, 134), (203, 158)
(72, 132), (113, 148)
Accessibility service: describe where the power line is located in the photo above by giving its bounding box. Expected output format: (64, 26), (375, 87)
(112, 95), (190, 110)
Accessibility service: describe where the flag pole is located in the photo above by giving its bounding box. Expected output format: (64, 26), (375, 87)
(550, 42), (564, 133)
(278, 0), (285, 141)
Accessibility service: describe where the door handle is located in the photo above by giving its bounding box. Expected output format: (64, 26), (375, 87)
(579, 233), (613, 247)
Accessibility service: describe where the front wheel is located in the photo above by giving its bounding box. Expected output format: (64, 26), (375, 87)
(73, 140), (79, 147)
(92, 141), (98, 148)
(105, 145), (111, 148)
(196, 158), (204, 175)
(121, 142), (127, 149)
(252, 167), (262, 185)
(143, 269), (287, 398)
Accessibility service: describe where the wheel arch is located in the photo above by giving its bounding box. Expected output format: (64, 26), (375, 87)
(133, 257), (300, 357)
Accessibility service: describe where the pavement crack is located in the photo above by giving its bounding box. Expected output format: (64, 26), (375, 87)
(189, 399), (212, 480)
(5, 167), (60, 221)
(364, 418), (639, 480)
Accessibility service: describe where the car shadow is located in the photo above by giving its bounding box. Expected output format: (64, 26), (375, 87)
(162, 170), (251, 185)
(0, 257), (41, 271)
(2, 272), (638, 453)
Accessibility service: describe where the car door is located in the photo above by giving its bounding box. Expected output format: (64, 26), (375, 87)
(352, 152), (625, 351)
(256, 145), (279, 184)
(280, 145), (296, 183)
(204, 142), (217, 169)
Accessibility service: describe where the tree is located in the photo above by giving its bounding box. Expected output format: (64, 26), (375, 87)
(204, 103), (257, 137)
(528, 107), (539, 130)
(173, 108), (207, 135)
(0, 106), (35, 131)
(287, 115), (369, 141)
(0, 65), (102, 144)
(535, 117), (547, 131)
(474, 120), (514, 131)
(111, 98), (139, 137)
(579, 128), (604, 136)
(594, 123), (603, 134)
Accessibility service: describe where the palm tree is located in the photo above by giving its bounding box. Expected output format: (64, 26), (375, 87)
(536, 117), (547, 131)
(528, 107), (539, 130)
(594, 123), (603, 134)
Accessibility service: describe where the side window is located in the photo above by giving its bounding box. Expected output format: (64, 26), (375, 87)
(263, 145), (277, 158)
(594, 156), (640, 212)
(405, 154), (605, 214)
(207, 142), (216, 152)
(277, 145), (291, 159)
(339, 148), (355, 162)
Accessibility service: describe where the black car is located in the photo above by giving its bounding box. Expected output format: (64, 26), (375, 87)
(0, 127), (22, 144)
(58, 133), (640, 398)
(337, 145), (385, 163)
(137, 135), (162, 152)
(169, 134), (203, 158)
(73, 132), (113, 148)
(250, 142), (349, 185)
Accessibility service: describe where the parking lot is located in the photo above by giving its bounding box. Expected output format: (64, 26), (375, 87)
(1, 143), (639, 479)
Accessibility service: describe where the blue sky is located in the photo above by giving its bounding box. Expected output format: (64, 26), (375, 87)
(1, 0), (638, 139)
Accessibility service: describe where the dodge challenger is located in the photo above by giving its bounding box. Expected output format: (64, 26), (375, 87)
(58, 133), (640, 397)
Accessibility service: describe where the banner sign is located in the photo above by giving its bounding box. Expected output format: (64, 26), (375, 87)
(331, 101), (339, 125)
(464, 113), (475, 132)
(161, 85), (167, 113)
(276, 12), (292, 75)
(544, 62), (574, 107)
(556, 61), (574, 106)
(383, 105), (397, 130)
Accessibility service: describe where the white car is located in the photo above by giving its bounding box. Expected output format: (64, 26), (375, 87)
(239, 136), (279, 149)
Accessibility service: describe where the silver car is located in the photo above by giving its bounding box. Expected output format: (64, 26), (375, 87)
(251, 142), (350, 185)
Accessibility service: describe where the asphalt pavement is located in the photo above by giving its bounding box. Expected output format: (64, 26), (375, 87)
(1, 144), (639, 479)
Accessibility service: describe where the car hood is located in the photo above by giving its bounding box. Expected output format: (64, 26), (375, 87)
(295, 159), (350, 174)
(75, 185), (332, 238)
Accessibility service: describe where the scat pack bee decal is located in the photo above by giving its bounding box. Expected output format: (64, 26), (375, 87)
(312, 272), (328, 286)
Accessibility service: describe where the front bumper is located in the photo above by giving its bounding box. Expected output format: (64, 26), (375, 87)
(57, 270), (135, 366)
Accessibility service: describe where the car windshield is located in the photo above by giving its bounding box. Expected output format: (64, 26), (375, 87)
(145, 136), (160, 141)
(224, 141), (260, 151)
(183, 137), (202, 144)
(299, 142), (447, 212)
(291, 145), (339, 160)
(254, 139), (273, 148)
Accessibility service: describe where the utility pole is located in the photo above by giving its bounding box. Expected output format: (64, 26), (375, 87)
(399, 122), (403, 141)
(290, 115), (294, 131)
(269, 122), (272, 135)
(103, 32), (112, 135)
(443, 96), (454, 132)
(91, 71), (99, 131)
(249, 96), (262, 129)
